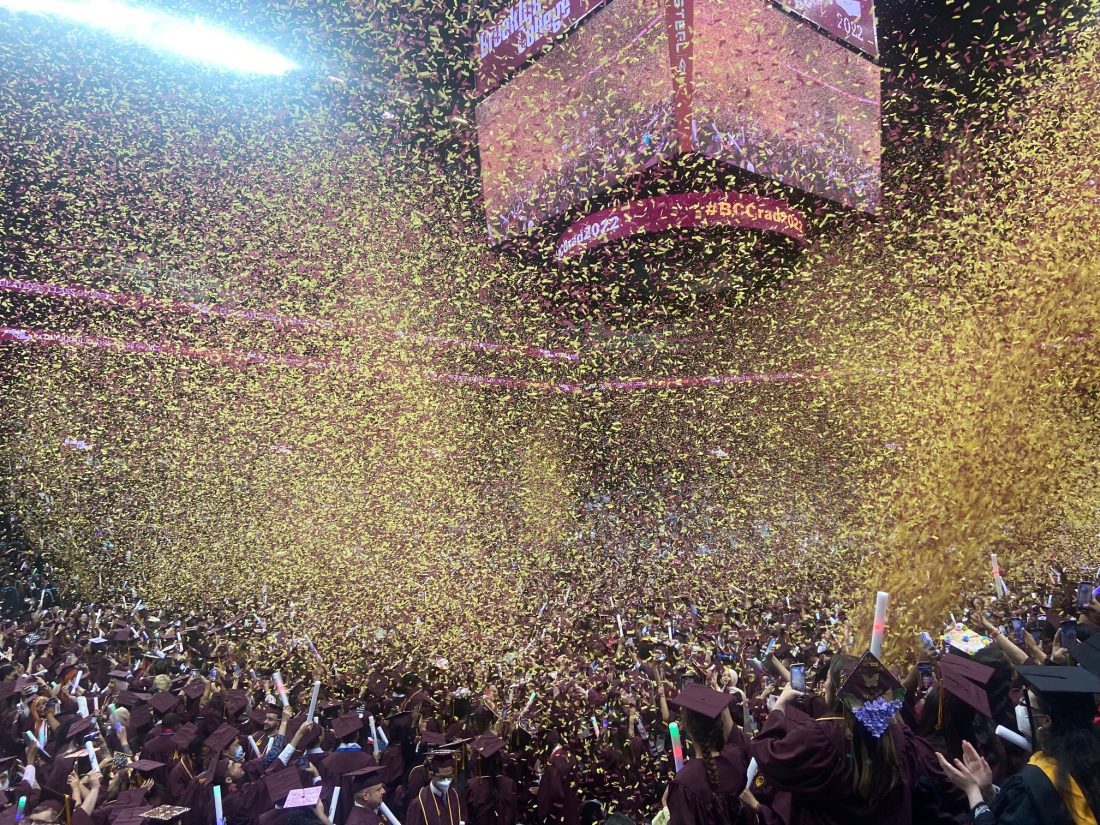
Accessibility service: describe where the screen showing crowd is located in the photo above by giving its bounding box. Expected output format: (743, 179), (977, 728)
(692, 0), (882, 212)
(476, 0), (675, 243)
(476, 0), (881, 242)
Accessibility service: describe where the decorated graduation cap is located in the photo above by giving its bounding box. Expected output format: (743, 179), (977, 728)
(667, 682), (733, 719)
(837, 652), (907, 739)
(939, 652), (996, 717)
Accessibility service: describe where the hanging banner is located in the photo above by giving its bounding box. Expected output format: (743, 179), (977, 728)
(555, 189), (807, 260)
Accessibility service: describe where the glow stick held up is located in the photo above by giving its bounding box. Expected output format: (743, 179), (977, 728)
(306, 681), (322, 723)
(247, 736), (261, 759)
(591, 716), (600, 740)
(213, 785), (225, 825)
(368, 715), (381, 757)
(85, 742), (99, 773)
(24, 731), (48, 759)
(520, 691), (537, 717)
(668, 721), (685, 773)
(616, 614), (624, 638)
(870, 591), (889, 658)
(14, 796), (25, 824)
(272, 671), (289, 707)
(327, 787), (341, 821)
(379, 802), (402, 825)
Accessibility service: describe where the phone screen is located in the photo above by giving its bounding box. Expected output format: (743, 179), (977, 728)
(1078, 582), (1093, 610)
(1061, 620), (1078, 647)
(790, 664), (806, 691)
(917, 661), (934, 690)
(1011, 618), (1025, 644)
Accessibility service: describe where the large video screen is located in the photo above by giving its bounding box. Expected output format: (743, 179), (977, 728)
(476, 0), (675, 242)
(692, 0), (881, 211)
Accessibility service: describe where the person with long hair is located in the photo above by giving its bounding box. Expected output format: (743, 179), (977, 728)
(664, 682), (749, 824)
(936, 665), (1100, 825)
(749, 652), (920, 824)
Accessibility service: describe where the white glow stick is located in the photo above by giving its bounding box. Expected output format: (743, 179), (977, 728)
(870, 591), (889, 658)
(564, 586), (570, 605)
(306, 681), (321, 723)
(668, 623), (674, 641)
(995, 725), (1032, 753)
(273, 671), (289, 707)
(616, 615), (624, 637)
(248, 735), (261, 758)
(213, 785), (225, 825)
(379, 802), (402, 825)
(746, 757), (759, 786)
(70, 670), (83, 692)
(36, 590), (46, 611)
(591, 715), (600, 739)
(76, 696), (89, 718)
(369, 715), (380, 757)
(85, 742), (99, 773)
(327, 787), (341, 821)
(92, 695), (99, 713)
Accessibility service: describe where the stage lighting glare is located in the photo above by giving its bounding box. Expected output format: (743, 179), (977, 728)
(0, 0), (299, 76)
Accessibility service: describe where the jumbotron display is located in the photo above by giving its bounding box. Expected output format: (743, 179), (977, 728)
(475, 0), (881, 242)
(477, 0), (674, 243)
(692, 0), (881, 211)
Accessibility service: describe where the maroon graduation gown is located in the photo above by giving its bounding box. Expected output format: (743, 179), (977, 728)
(536, 749), (580, 825)
(463, 776), (519, 825)
(344, 806), (385, 825)
(666, 742), (749, 825)
(750, 705), (916, 825)
(405, 785), (467, 825)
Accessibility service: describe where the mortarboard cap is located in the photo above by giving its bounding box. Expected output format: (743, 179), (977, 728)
(171, 723), (201, 750)
(471, 734), (506, 759)
(203, 722), (241, 755)
(111, 629), (132, 642)
(939, 653), (995, 718)
(182, 681), (206, 700)
(226, 689), (249, 716)
(1070, 635), (1100, 679)
(140, 806), (191, 822)
(419, 730), (447, 749)
(149, 692), (180, 715)
(668, 682), (733, 720)
(109, 669), (132, 680)
(1016, 665), (1100, 696)
(127, 759), (166, 773)
(263, 765), (302, 804)
(63, 716), (98, 743)
(118, 691), (151, 708)
(345, 765), (386, 792)
(331, 713), (363, 740)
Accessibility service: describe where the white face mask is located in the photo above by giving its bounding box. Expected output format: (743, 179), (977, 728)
(432, 777), (452, 793)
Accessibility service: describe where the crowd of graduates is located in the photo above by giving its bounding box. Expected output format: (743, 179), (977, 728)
(1, 529), (1099, 825)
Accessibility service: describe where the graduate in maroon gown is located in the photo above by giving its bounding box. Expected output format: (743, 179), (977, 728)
(750, 652), (920, 825)
(463, 734), (518, 825)
(536, 733), (580, 825)
(343, 765), (388, 825)
(665, 682), (749, 825)
(405, 751), (466, 825)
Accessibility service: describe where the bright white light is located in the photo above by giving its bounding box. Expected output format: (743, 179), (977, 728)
(0, 0), (299, 75)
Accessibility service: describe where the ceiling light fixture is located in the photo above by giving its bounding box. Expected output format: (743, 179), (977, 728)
(0, 0), (299, 75)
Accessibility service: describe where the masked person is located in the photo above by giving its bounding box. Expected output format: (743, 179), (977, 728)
(405, 751), (466, 825)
